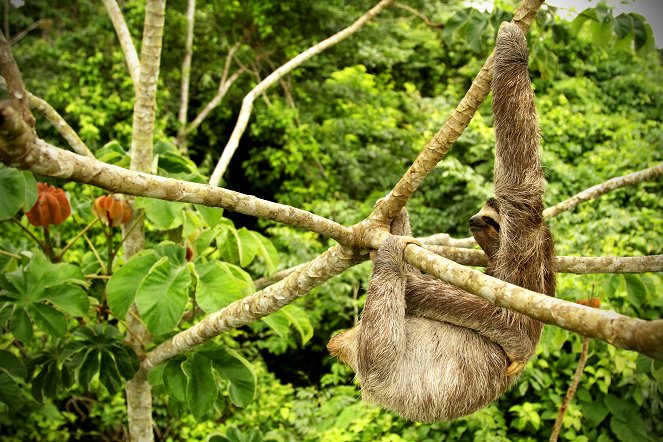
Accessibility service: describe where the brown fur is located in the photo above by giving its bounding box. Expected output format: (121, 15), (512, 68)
(327, 23), (556, 422)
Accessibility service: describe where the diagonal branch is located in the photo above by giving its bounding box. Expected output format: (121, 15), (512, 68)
(543, 163), (663, 218)
(404, 245), (663, 360)
(143, 244), (361, 371)
(102, 0), (140, 93)
(208, 0), (396, 187)
(184, 43), (244, 137)
(370, 0), (545, 224)
(27, 91), (92, 157)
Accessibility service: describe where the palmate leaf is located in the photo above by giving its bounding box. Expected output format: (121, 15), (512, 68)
(135, 257), (190, 336)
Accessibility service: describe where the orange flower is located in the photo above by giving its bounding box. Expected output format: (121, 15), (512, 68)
(93, 195), (132, 227)
(26, 183), (71, 226)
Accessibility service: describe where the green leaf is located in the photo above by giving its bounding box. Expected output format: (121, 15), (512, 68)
(0, 165), (37, 220)
(237, 228), (259, 267)
(612, 13), (632, 40)
(624, 274), (647, 308)
(28, 303), (66, 337)
(163, 358), (187, 402)
(0, 372), (24, 407)
(77, 349), (100, 389)
(142, 198), (186, 230)
(196, 205), (224, 228)
(153, 242), (188, 267)
(135, 257), (190, 335)
(204, 348), (256, 407)
(610, 415), (650, 442)
(10, 307), (33, 342)
(112, 344), (140, 380)
(46, 285), (89, 316)
(282, 305), (313, 344)
(183, 354), (218, 420)
(195, 261), (250, 313)
(94, 141), (129, 167)
(98, 351), (123, 394)
(0, 350), (27, 380)
(261, 310), (290, 339)
(107, 251), (158, 319)
(253, 232), (279, 274)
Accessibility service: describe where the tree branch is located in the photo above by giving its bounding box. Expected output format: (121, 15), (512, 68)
(404, 245), (663, 360)
(550, 336), (589, 442)
(0, 127), (353, 244)
(208, 0), (396, 187)
(27, 90), (92, 157)
(102, 0), (140, 93)
(369, 0), (544, 224)
(393, 2), (443, 28)
(143, 244), (361, 371)
(427, 246), (663, 273)
(0, 30), (33, 126)
(176, 0), (196, 153)
(543, 163), (663, 218)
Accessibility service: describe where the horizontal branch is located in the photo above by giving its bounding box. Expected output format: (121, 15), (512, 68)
(417, 233), (476, 248)
(428, 246), (663, 273)
(0, 103), (353, 243)
(406, 245), (663, 360)
(144, 245), (360, 371)
(544, 163), (663, 218)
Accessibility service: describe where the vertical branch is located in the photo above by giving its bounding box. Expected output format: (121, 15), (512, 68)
(208, 0), (395, 187)
(102, 0), (141, 92)
(124, 1), (166, 441)
(176, 0), (195, 153)
(0, 32), (34, 126)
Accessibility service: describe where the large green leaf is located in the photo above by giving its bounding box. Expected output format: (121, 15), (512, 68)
(195, 205), (224, 228)
(142, 197), (186, 230)
(98, 351), (123, 394)
(28, 303), (66, 337)
(46, 285), (89, 317)
(282, 305), (313, 344)
(183, 354), (218, 420)
(107, 251), (159, 319)
(135, 257), (190, 335)
(195, 261), (251, 313)
(261, 310), (290, 339)
(203, 348), (256, 407)
(0, 350), (27, 380)
(9, 308), (33, 342)
(163, 358), (187, 402)
(252, 231), (279, 274)
(624, 274), (647, 309)
(0, 165), (37, 221)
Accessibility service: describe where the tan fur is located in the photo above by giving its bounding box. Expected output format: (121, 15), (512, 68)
(327, 23), (556, 423)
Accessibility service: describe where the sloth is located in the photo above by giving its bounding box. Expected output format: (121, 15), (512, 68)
(327, 23), (556, 423)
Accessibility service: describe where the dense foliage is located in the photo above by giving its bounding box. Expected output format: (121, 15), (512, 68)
(0, 0), (661, 441)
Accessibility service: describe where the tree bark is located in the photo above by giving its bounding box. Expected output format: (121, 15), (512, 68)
(176, 0), (195, 153)
(123, 1), (166, 440)
(102, 0), (140, 92)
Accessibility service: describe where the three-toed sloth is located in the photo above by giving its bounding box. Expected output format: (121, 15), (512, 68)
(327, 23), (556, 423)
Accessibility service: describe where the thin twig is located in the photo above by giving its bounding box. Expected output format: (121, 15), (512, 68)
(10, 217), (44, 248)
(550, 336), (590, 442)
(84, 233), (107, 274)
(0, 249), (20, 259)
(56, 218), (100, 260)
